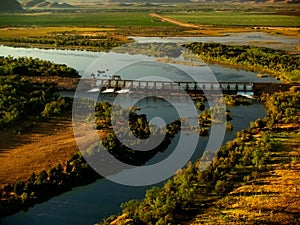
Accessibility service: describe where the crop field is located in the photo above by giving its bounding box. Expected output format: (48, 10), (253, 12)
(164, 12), (300, 27)
(0, 12), (174, 27)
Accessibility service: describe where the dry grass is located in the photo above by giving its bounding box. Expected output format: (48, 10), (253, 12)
(0, 118), (107, 188)
(0, 119), (77, 188)
(188, 130), (300, 225)
(0, 27), (116, 38)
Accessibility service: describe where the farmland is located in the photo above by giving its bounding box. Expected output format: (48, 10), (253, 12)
(0, 12), (173, 27)
(164, 11), (300, 27)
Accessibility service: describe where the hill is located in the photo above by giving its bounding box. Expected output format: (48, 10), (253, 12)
(22, 0), (74, 8)
(0, 0), (23, 11)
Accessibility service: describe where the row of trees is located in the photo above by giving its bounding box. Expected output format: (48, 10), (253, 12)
(0, 56), (79, 77)
(0, 153), (99, 218)
(98, 89), (300, 225)
(0, 33), (126, 52)
(184, 42), (300, 81)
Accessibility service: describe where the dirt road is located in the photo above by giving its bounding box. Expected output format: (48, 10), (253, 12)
(150, 13), (201, 28)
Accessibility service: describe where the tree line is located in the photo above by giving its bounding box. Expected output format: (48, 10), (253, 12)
(0, 32), (127, 52)
(0, 56), (79, 77)
(184, 42), (300, 82)
(0, 152), (100, 218)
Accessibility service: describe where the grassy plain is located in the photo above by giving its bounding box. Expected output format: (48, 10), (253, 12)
(165, 12), (300, 27)
(0, 12), (173, 27)
(0, 117), (108, 188)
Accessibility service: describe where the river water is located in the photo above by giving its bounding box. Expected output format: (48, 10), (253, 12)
(0, 34), (284, 225)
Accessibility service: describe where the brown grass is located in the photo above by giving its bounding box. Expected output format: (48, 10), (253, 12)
(0, 27), (116, 38)
(0, 119), (78, 188)
(188, 130), (300, 225)
(0, 118), (107, 188)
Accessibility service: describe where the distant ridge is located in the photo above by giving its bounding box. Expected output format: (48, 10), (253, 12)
(108, 0), (299, 3)
(0, 0), (23, 11)
(22, 0), (74, 8)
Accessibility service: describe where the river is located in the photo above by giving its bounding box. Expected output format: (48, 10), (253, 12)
(0, 34), (281, 225)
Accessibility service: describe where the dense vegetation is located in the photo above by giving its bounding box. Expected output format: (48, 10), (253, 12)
(97, 90), (300, 224)
(0, 31), (129, 52)
(0, 75), (71, 129)
(0, 56), (79, 129)
(194, 99), (234, 136)
(0, 56), (79, 77)
(184, 42), (300, 82)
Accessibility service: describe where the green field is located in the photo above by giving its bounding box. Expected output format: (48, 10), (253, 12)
(165, 12), (300, 27)
(0, 12), (173, 27)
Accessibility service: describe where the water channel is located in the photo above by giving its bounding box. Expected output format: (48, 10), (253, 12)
(0, 33), (287, 224)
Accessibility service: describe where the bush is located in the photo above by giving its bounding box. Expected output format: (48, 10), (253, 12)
(215, 180), (233, 195)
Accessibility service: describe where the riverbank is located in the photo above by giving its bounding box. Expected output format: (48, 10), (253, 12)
(184, 42), (300, 82)
(98, 88), (300, 225)
(187, 128), (300, 224)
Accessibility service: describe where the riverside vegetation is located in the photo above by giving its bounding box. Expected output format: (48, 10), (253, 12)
(97, 83), (300, 225)
(184, 43), (300, 82)
(0, 56), (79, 129)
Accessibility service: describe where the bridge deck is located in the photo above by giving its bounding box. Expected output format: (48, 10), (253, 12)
(79, 78), (287, 96)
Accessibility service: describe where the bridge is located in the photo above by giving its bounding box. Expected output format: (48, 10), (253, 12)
(65, 77), (294, 97)
(82, 78), (288, 96)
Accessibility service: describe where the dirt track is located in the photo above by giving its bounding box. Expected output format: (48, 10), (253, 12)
(150, 13), (201, 28)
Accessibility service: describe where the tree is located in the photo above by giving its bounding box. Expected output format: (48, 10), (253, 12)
(13, 181), (25, 195)
(36, 170), (48, 185)
(214, 180), (233, 195)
